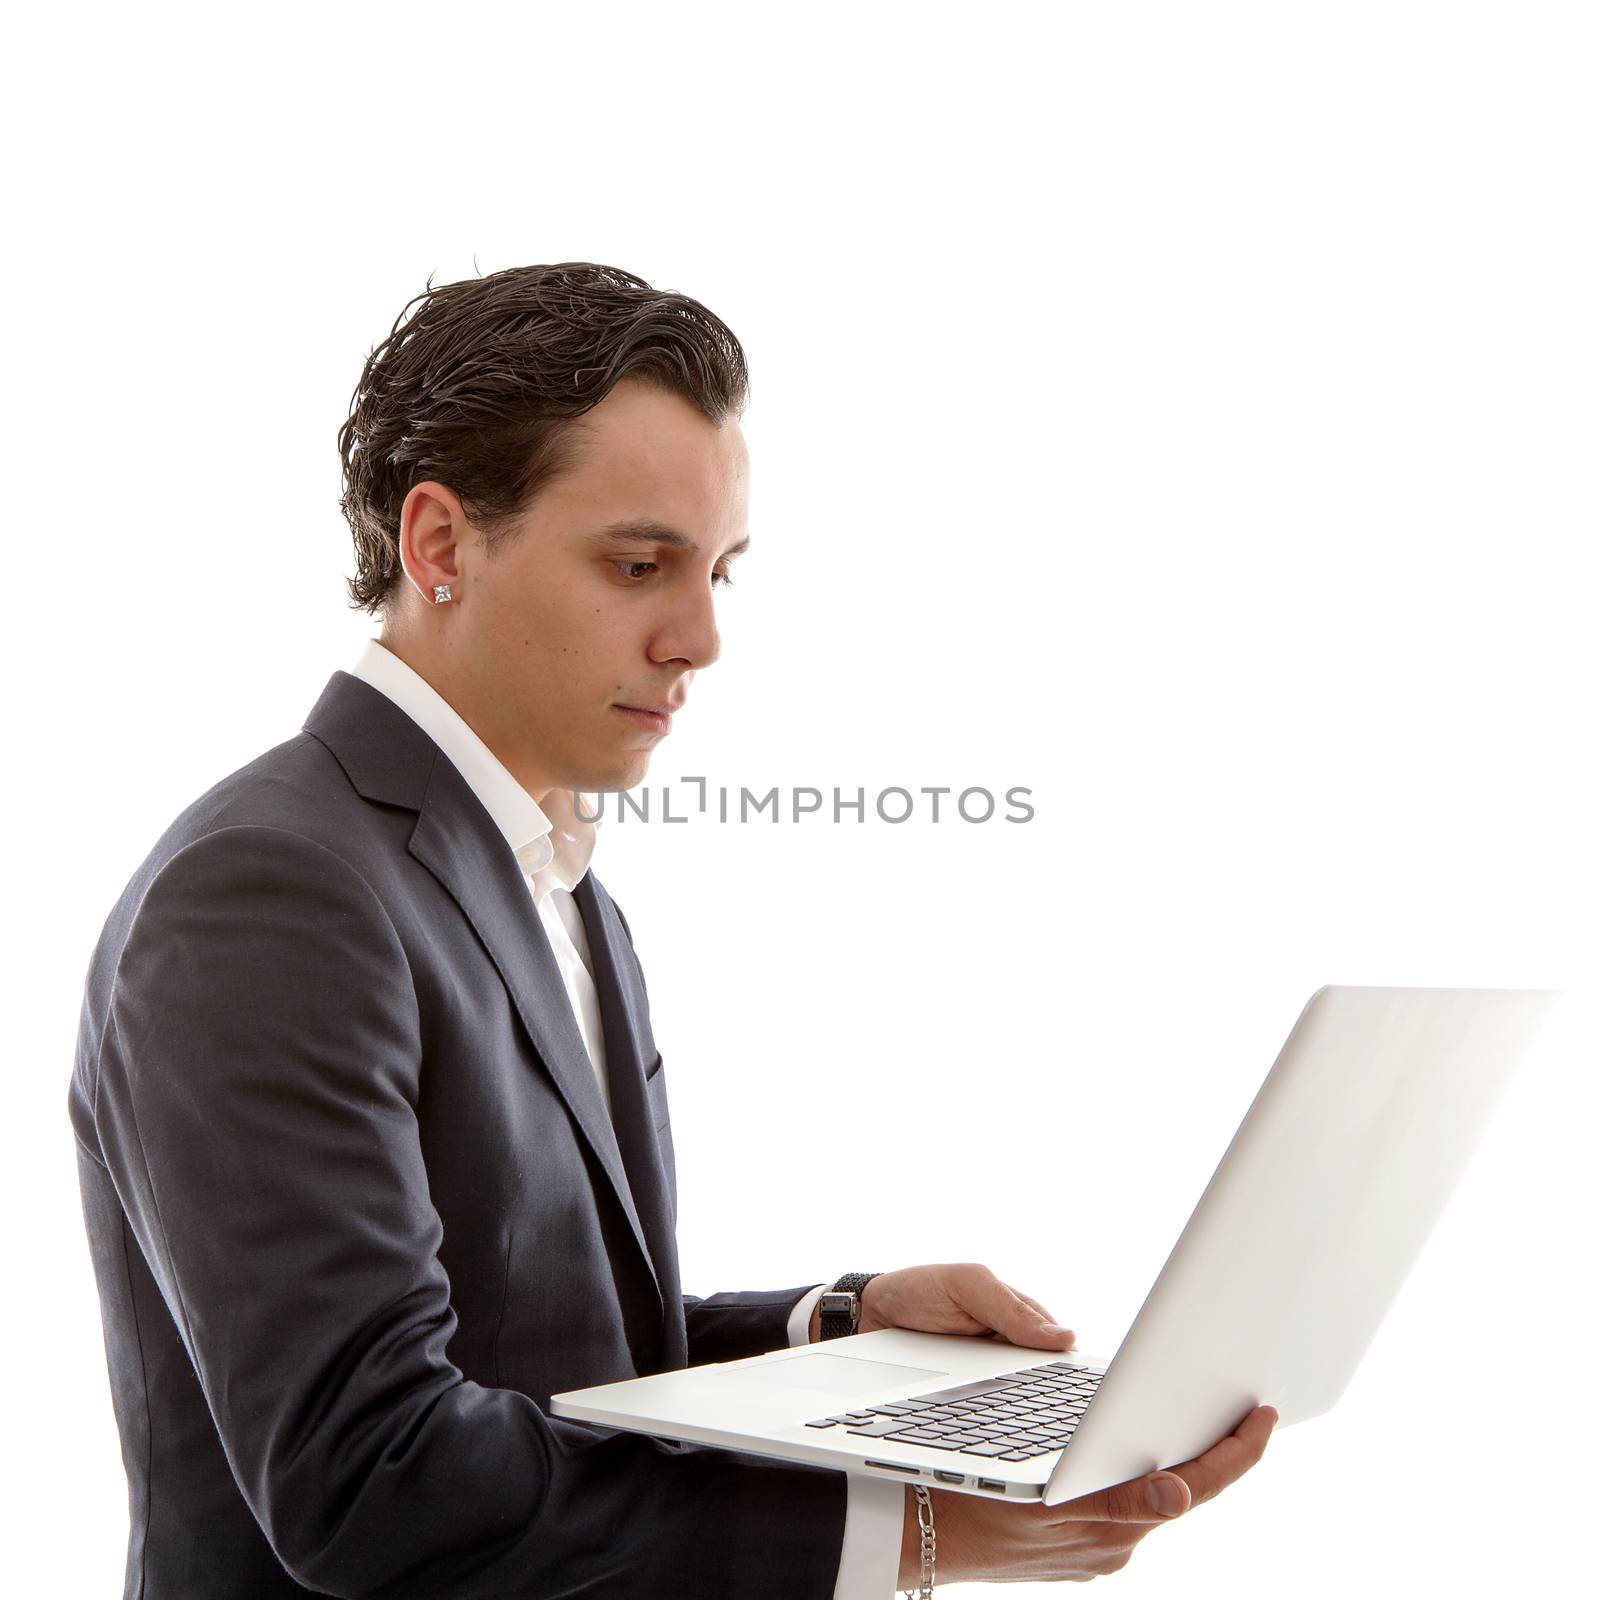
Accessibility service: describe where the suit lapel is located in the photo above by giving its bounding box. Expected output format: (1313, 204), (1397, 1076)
(304, 672), (663, 1318)
(573, 873), (682, 1325)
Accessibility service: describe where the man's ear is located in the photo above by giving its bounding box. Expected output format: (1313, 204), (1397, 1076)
(397, 480), (468, 606)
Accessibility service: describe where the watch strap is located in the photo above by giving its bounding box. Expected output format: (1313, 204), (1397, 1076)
(819, 1272), (880, 1340)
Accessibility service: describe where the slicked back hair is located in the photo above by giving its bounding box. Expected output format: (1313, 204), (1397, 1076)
(337, 262), (749, 614)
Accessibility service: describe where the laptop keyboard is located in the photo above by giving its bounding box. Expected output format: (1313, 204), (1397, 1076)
(803, 1359), (1102, 1461)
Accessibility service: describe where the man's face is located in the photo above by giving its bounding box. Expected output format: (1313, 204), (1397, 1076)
(403, 377), (749, 799)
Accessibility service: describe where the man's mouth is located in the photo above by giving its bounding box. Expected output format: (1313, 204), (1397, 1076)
(613, 703), (675, 735)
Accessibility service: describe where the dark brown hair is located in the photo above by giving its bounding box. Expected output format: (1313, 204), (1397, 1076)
(337, 261), (749, 614)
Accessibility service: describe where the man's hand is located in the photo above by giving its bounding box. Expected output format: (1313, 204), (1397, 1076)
(804, 1266), (1277, 1585)
(899, 1404), (1280, 1587)
(807, 1263), (1076, 1350)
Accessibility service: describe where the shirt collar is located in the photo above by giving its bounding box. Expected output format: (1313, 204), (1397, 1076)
(347, 638), (599, 899)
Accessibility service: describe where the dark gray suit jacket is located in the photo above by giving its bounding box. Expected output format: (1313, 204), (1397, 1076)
(69, 671), (848, 1598)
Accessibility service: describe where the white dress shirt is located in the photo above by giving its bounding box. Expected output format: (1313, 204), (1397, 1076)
(349, 639), (903, 1596)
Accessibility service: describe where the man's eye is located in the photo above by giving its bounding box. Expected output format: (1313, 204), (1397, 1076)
(612, 560), (735, 590)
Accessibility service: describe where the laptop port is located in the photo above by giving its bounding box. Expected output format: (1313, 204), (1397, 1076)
(976, 1478), (1007, 1493)
(864, 1460), (921, 1475)
(932, 1470), (965, 1485)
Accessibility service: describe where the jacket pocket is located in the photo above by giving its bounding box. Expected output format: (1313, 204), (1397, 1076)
(645, 1054), (670, 1129)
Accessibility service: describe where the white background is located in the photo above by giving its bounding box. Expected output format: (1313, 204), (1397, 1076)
(5, 2), (1596, 1594)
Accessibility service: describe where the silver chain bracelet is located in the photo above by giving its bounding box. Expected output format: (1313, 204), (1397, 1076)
(901, 1483), (935, 1598)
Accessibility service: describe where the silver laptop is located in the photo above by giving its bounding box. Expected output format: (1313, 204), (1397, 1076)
(553, 985), (1561, 1504)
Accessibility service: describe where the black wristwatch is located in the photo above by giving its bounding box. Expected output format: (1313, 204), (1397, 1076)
(819, 1272), (880, 1340)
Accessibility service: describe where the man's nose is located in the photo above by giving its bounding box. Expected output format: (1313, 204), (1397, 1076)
(660, 581), (721, 670)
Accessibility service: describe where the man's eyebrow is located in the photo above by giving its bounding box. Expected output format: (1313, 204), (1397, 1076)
(586, 517), (750, 559)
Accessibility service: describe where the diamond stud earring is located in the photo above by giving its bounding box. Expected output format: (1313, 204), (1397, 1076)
(433, 584), (453, 605)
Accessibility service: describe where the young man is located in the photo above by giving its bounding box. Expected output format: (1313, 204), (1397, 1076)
(69, 262), (1274, 1597)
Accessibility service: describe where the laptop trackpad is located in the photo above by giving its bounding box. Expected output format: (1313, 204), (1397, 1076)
(736, 1352), (946, 1396)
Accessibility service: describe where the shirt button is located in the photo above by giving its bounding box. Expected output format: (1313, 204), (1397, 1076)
(518, 838), (554, 873)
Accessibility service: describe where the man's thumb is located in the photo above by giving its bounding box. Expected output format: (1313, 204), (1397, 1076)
(1070, 1472), (1191, 1523)
(984, 1280), (1074, 1348)
(1030, 1307), (1076, 1346)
